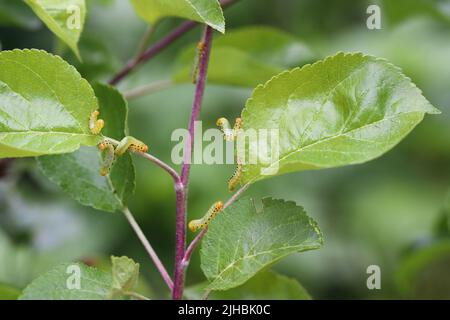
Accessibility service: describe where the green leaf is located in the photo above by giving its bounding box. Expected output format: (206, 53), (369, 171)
(0, 283), (21, 300)
(130, 0), (225, 33)
(174, 26), (317, 87)
(37, 83), (135, 212)
(433, 207), (450, 237)
(111, 256), (139, 295)
(24, 0), (86, 59)
(0, 49), (100, 158)
(20, 256), (141, 300)
(64, 35), (119, 82)
(396, 240), (450, 299)
(0, 230), (34, 288)
(0, 0), (40, 29)
(200, 197), (322, 291)
(240, 52), (440, 184)
(185, 270), (311, 300)
(19, 262), (113, 300)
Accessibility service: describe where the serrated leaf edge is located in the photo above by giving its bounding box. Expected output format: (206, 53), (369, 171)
(185, 0), (225, 33)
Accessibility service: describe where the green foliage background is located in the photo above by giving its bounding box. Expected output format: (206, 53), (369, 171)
(1, 0), (450, 299)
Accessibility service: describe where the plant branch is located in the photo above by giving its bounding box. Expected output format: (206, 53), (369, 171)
(132, 23), (158, 63)
(109, 21), (196, 85)
(180, 27), (213, 186)
(172, 26), (214, 300)
(108, 0), (238, 85)
(122, 207), (174, 291)
(124, 80), (173, 100)
(123, 291), (151, 301)
(137, 151), (181, 184)
(0, 159), (14, 179)
(106, 137), (181, 183)
(182, 183), (251, 266)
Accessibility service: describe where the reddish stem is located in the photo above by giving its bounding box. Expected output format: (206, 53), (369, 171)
(172, 26), (214, 300)
(0, 159), (13, 179)
(108, 0), (238, 85)
(182, 183), (250, 267)
(122, 207), (174, 291)
(109, 20), (196, 85)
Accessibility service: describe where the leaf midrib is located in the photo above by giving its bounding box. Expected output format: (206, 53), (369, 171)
(0, 55), (84, 132)
(208, 216), (320, 287)
(210, 243), (320, 288)
(184, 0), (224, 32)
(252, 111), (423, 178)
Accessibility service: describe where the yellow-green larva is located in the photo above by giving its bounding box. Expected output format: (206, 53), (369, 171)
(115, 136), (149, 156)
(89, 110), (104, 135)
(191, 41), (206, 84)
(98, 140), (115, 176)
(216, 117), (234, 141)
(216, 117), (242, 141)
(188, 201), (224, 232)
(233, 117), (242, 134)
(228, 164), (243, 192)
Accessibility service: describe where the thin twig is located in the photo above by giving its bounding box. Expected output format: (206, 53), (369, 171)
(182, 183), (251, 266)
(124, 80), (173, 100)
(172, 26), (214, 300)
(123, 291), (151, 301)
(137, 151), (181, 184)
(182, 228), (207, 267)
(0, 159), (14, 179)
(122, 207), (174, 291)
(202, 289), (212, 300)
(108, 0), (238, 85)
(223, 182), (251, 209)
(179, 26), (213, 186)
(109, 21), (196, 85)
(132, 23), (158, 63)
(105, 137), (181, 184)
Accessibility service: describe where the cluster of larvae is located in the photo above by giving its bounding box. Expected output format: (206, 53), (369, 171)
(89, 110), (148, 176)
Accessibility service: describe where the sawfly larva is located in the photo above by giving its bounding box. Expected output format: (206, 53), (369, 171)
(115, 136), (149, 156)
(228, 163), (243, 192)
(191, 41), (206, 83)
(89, 110), (104, 135)
(188, 201), (224, 232)
(216, 117), (242, 141)
(99, 140), (115, 176)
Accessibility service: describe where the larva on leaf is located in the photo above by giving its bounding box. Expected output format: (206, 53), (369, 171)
(188, 201), (224, 232)
(115, 136), (149, 156)
(98, 140), (115, 176)
(89, 110), (104, 135)
(217, 117), (242, 141)
(228, 163), (243, 192)
(233, 118), (242, 133)
(98, 139), (113, 151)
(216, 117), (234, 141)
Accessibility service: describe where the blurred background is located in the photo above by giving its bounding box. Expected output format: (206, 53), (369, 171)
(0, 0), (450, 299)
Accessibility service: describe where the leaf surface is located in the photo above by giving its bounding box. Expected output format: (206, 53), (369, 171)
(174, 26), (317, 87)
(130, 0), (225, 33)
(37, 83), (135, 212)
(240, 52), (440, 183)
(20, 262), (113, 300)
(201, 197), (322, 291)
(0, 49), (100, 158)
(24, 0), (86, 58)
(185, 270), (311, 300)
